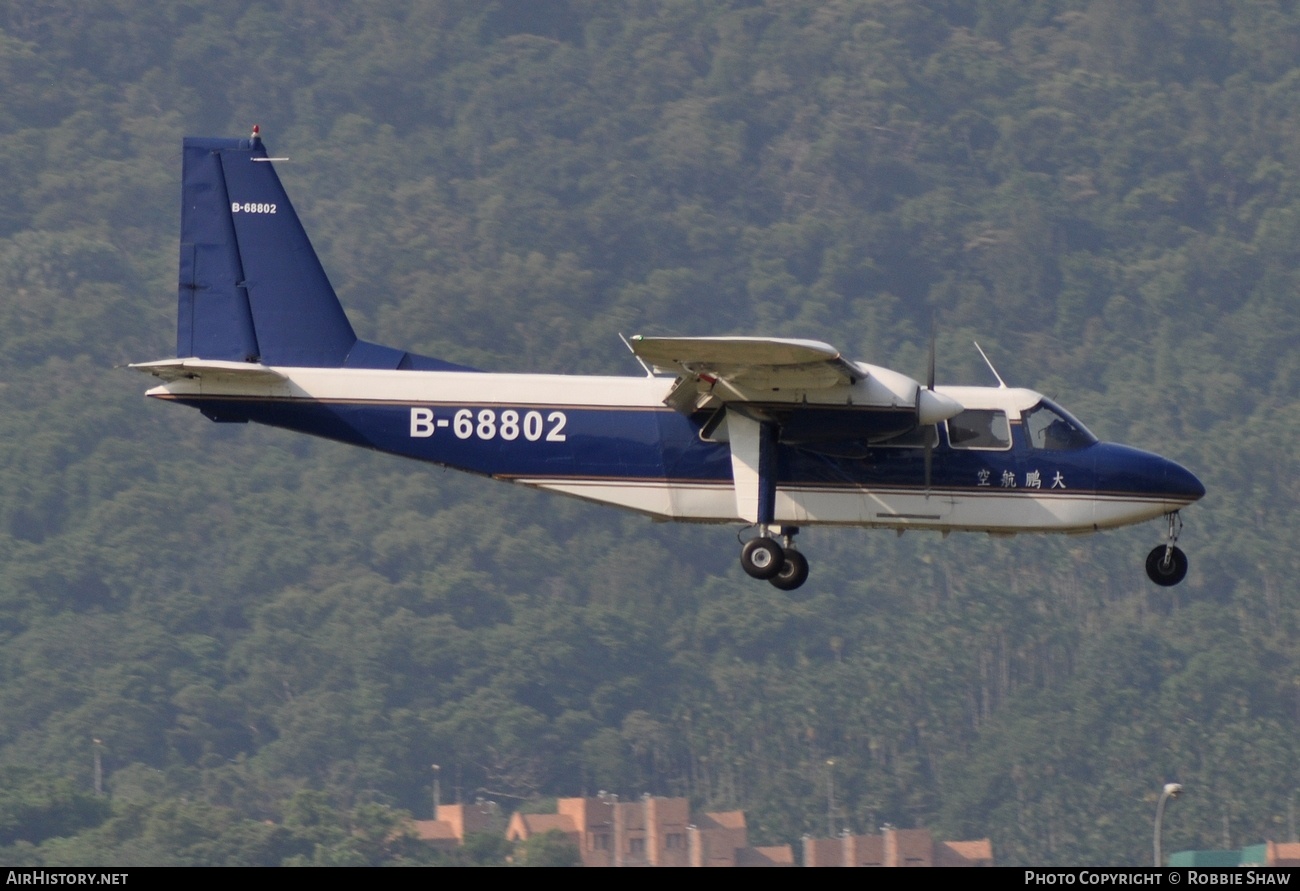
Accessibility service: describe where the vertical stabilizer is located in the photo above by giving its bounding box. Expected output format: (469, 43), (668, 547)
(177, 133), (356, 367)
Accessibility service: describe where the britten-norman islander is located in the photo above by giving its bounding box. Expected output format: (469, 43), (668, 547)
(133, 128), (1205, 591)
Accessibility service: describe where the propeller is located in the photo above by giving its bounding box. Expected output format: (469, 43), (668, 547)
(912, 318), (962, 495)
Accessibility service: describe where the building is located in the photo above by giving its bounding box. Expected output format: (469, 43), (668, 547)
(412, 800), (499, 851)
(421, 795), (986, 867)
(802, 827), (993, 867)
(506, 794), (794, 867)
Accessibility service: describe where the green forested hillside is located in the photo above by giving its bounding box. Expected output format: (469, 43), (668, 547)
(1, 1), (1298, 866)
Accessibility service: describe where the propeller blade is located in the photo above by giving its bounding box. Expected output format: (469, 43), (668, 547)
(927, 320), (936, 391)
(924, 315), (936, 496)
(924, 434), (932, 497)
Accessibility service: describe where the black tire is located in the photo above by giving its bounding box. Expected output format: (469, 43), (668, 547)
(1146, 545), (1188, 587)
(769, 549), (810, 591)
(740, 537), (784, 580)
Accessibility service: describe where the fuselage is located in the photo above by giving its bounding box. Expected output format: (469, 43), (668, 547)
(148, 365), (1205, 536)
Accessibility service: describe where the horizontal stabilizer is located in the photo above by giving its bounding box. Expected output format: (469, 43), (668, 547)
(128, 357), (287, 384)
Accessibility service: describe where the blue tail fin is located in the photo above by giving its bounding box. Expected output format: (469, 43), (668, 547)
(177, 132), (471, 371)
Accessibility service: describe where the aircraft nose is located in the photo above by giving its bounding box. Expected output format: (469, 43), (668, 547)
(1162, 457), (1205, 503)
(1094, 443), (1205, 508)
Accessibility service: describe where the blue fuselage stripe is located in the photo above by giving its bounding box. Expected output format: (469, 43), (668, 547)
(164, 395), (1202, 502)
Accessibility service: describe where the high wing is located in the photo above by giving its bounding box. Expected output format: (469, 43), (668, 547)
(629, 335), (869, 418)
(629, 334), (959, 430)
(629, 336), (860, 395)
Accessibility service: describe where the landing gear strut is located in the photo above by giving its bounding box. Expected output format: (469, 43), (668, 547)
(1145, 512), (1189, 587)
(729, 415), (809, 589)
(739, 526), (810, 590)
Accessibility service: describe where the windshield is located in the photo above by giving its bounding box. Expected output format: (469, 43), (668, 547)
(1022, 399), (1097, 450)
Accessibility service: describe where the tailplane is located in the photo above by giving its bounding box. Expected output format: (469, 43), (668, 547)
(177, 128), (469, 371)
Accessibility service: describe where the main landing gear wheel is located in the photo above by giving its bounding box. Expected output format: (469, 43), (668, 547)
(740, 536), (784, 580)
(769, 549), (809, 591)
(1146, 545), (1188, 587)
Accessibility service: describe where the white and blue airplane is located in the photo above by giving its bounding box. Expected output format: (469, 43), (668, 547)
(133, 130), (1205, 591)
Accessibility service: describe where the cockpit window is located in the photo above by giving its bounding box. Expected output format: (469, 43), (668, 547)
(946, 410), (1011, 450)
(1023, 399), (1097, 451)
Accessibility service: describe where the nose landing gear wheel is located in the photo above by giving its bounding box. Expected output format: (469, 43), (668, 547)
(1146, 545), (1188, 587)
(740, 537), (784, 580)
(769, 549), (809, 591)
(1146, 512), (1190, 586)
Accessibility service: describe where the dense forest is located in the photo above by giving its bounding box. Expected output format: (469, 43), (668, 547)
(0, 0), (1298, 866)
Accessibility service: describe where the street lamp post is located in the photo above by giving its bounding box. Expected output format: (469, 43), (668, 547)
(826, 759), (835, 837)
(1154, 782), (1183, 867)
(92, 739), (103, 797)
(431, 764), (441, 818)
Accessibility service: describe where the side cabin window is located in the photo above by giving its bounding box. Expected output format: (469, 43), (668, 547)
(1022, 399), (1097, 451)
(946, 409), (1011, 450)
